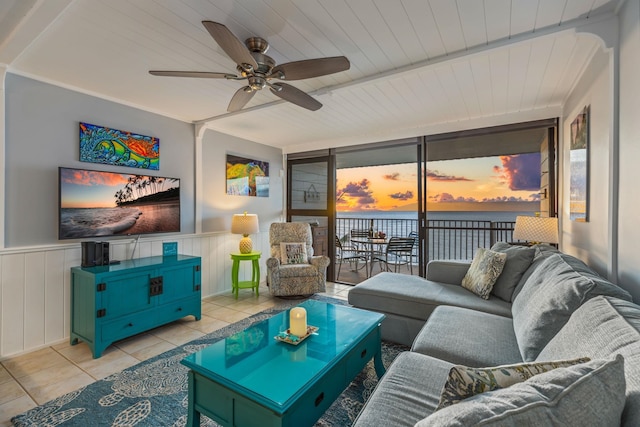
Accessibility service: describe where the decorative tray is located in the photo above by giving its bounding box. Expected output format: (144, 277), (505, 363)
(274, 325), (319, 345)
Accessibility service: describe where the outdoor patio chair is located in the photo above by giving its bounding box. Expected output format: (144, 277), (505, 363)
(335, 236), (368, 278)
(408, 230), (419, 264)
(350, 229), (370, 247)
(372, 236), (415, 274)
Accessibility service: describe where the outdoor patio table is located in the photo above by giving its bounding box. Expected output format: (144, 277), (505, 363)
(350, 238), (387, 277)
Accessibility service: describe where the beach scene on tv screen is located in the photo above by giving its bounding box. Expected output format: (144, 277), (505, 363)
(59, 168), (180, 239)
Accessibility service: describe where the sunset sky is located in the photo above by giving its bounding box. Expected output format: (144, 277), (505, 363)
(336, 153), (541, 212)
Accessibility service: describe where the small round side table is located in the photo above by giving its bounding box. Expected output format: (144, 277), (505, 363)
(230, 251), (261, 299)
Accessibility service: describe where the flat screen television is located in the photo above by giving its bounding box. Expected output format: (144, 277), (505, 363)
(59, 167), (180, 240)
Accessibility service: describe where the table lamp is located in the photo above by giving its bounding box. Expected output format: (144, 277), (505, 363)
(513, 216), (559, 245)
(231, 212), (259, 254)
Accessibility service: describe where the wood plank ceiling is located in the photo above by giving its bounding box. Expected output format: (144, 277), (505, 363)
(0, 0), (618, 152)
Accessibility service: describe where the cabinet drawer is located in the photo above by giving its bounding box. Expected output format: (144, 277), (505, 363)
(346, 332), (379, 378)
(102, 314), (155, 343)
(287, 362), (346, 426)
(156, 297), (201, 325)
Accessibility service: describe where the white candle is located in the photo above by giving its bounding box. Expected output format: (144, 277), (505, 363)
(290, 307), (307, 337)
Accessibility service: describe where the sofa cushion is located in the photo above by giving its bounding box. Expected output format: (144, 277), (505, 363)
(490, 242), (535, 301)
(352, 352), (453, 427)
(425, 260), (471, 284)
(511, 244), (560, 301)
(348, 272), (512, 323)
(461, 248), (507, 299)
(415, 355), (626, 427)
(436, 357), (590, 410)
(537, 296), (640, 426)
(278, 263), (318, 278)
(511, 253), (632, 361)
(412, 306), (522, 367)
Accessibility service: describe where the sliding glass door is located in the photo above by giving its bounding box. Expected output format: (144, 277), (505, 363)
(286, 153), (336, 279)
(334, 140), (424, 283)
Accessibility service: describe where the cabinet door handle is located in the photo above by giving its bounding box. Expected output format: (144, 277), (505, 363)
(177, 307), (183, 312)
(361, 349), (368, 359)
(128, 323), (133, 327)
(314, 392), (324, 407)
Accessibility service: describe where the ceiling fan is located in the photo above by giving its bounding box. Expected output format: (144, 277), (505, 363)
(149, 21), (350, 112)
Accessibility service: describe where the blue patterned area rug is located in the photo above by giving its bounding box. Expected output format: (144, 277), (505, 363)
(12, 295), (407, 427)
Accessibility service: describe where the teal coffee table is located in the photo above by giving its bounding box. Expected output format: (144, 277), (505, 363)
(181, 300), (386, 427)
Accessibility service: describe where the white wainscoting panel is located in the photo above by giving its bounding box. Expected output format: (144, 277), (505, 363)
(0, 231), (271, 359)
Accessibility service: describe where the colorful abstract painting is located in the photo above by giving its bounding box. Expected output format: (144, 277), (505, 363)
(226, 154), (269, 197)
(80, 122), (159, 170)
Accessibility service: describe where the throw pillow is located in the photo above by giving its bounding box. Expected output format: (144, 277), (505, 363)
(489, 242), (535, 302)
(436, 357), (590, 410)
(280, 242), (308, 265)
(416, 355), (626, 427)
(461, 248), (507, 299)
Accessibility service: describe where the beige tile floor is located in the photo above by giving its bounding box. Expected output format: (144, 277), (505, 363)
(0, 282), (352, 426)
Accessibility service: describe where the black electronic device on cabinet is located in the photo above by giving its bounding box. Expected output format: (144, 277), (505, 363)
(81, 241), (110, 267)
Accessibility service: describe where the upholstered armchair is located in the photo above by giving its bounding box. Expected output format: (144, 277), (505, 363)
(266, 222), (330, 296)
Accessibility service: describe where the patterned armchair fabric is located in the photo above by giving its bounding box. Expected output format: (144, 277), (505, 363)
(266, 222), (330, 296)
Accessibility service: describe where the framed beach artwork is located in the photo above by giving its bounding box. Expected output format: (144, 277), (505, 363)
(226, 154), (269, 197)
(79, 122), (160, 170)
(569, 106), (590, 222)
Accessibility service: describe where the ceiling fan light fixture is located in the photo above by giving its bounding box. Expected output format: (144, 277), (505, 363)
(248, 76), (266, 91)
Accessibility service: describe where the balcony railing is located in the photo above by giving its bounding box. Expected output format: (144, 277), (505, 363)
(336, 216), (517, 262)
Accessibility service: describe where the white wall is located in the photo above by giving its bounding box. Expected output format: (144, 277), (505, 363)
(0, 75), (282, 358)
(200, 129), (284, 234)
(617, 0), (640, 302)
(4, 73), (196, 247)
(560, 0), (640, 301)
(561, 47), (613, 276)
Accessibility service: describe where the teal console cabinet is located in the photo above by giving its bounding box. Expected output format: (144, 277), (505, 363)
(70, 255), (202, 358)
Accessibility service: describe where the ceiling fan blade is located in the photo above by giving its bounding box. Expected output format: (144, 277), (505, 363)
(228, 87), (256, 112)
(202, 21), (258, 71)
(270, 83), (322, 111)
(271, 56), (350, 80)
(149, 71), (235, 79)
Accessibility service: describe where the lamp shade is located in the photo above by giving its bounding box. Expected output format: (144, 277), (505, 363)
(513, 216), (559, 244)
(231, 212), (259, 254)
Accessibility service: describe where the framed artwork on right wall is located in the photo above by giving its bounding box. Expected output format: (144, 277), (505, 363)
(569, 105), (590, 222)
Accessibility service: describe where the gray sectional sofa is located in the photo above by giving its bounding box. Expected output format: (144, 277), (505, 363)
(348, 244), (640, 426)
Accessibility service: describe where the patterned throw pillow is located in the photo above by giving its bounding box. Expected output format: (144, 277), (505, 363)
(436, 357), (590, 410)
(461, 248), (507, 299)
(280, 242), (308, 264)
(418, 356), (625, 427)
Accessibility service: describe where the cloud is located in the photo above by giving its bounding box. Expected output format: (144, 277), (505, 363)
(429, 192), (477, 203)
(495, 153), (541, 191)
(383, 173), (400, 180)
(426, 170), (473, 182)
(429, 192), (540, 203)
(389, 190), (414, 201)
(337, 179), (376, 207)
(480, 196), (531, 203)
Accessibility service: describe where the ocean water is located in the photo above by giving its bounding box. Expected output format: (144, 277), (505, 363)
(337, 210), (531, 221)
(60, 207), (142, 239)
